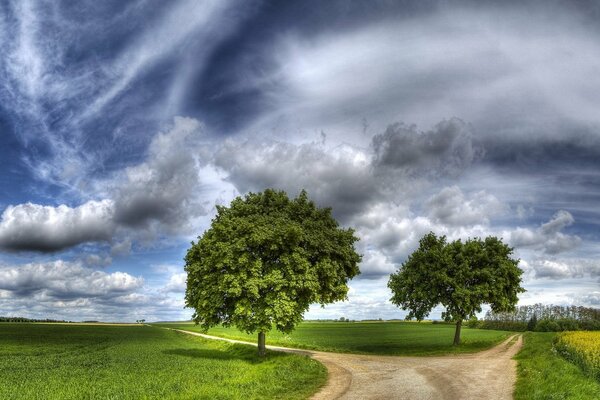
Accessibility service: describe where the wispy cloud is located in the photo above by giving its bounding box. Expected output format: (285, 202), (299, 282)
(0, 0), (249, 197)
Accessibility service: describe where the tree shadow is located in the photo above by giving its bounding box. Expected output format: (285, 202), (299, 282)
(162, 344), (289, 364)
(163, 348), (240, 360)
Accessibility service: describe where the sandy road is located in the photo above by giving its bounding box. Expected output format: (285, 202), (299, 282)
(174, 329), (522, 400)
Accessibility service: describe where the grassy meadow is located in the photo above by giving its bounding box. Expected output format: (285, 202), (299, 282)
(156, 320), (511, 356)
(0, 323), (326, 400)
(514, 332), (600, 400)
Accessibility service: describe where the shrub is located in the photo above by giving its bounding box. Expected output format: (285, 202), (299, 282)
(535, 318), (580, 332)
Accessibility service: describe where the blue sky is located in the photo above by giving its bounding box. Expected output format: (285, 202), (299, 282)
(0, 0), (599, 322)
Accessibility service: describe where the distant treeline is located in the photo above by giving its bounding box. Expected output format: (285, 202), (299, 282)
(0, 316), (71, 323)
(478, 304), (600, 332)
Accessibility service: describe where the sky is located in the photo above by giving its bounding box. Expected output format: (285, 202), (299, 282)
(0, 0), (599, 322)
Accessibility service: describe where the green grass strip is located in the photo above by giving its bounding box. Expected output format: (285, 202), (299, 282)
(156, 321), (511, 356)
(514, 332), (600, 400)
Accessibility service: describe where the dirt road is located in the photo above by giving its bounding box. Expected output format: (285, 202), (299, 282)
(175, 329), (522, 400)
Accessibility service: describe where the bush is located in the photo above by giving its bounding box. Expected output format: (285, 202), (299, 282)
(466, 316), (480, 328)
(535, 318), (580, 332)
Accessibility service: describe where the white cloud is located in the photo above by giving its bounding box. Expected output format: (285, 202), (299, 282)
(0, 200), (115, 252)
(508, 210), (581, 254)
(0, 259), (192, 322)
(0, 260), (142, 298)
(526, 258), (600, 280)
(163, 272), (187, 293)
(425, 186), (506, 227)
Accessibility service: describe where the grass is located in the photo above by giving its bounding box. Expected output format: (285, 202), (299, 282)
(0, 323), (327, 400)
(514, 332), (600, 400)
(155, 321), (511, 356)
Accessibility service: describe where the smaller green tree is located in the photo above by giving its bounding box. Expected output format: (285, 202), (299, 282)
(388, 232), (524, 345)
(185, 189), (361, 356)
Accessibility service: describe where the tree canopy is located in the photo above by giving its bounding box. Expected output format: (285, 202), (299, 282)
(388, 232), (524, 345)
(184, 189), (361, 355)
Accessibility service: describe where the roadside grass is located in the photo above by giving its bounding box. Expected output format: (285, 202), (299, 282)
(0, 323), (326, 400)
(155, 321), (511, 356)
(514, 332), (600, 400)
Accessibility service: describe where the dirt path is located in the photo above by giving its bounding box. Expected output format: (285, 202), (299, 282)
(174, 329), (522, 400)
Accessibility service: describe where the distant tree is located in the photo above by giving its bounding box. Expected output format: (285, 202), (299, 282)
(388, 232), (524, 345)
(185, 189), (361, 356)
(527, 314), (538, 331)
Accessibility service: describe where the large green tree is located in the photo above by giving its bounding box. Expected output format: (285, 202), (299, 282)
(185, 189), (361, 356)
(388, 232), (524, 345)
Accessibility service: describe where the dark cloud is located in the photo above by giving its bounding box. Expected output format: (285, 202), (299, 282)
(214, 140), (378, 222)
(113, 117), (207, 232)
(482, 124), (600, 172)
(372, 119), (483, 178)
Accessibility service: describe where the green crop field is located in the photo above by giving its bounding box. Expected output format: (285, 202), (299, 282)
(156, 321), (511, 356)
(0, 323), (326, 400)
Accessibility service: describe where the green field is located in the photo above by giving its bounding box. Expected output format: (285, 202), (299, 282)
(514, 332), (600, 400)
(156, 321), (511, 356)
(0, 323), (326, 400)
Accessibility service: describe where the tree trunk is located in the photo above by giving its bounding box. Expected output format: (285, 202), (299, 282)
(258, 331), (266, 357)
(453, 319), (462, 345)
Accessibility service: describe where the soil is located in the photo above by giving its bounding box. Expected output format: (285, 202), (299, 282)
(175, 329), (522, 400)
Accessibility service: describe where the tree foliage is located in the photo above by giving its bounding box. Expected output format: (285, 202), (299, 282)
(184, 189), (361, 354)
(484, 303), (600, 331)
(387, 232), (524, 344)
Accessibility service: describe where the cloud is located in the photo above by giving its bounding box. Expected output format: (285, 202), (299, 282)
(526, 258), (600, 280)
(541, 210), (575, 235)
(232, 4), (600, 148)
(110, 239), (132, 257)
(163, 272), (187, 293)
(509, 210), (581, 254)
(574, 292), (600, 306)
(0, 117), (209, 252)
(0, 260), (142, 299)
(0, 200), (115, 252)
(113, 116), (208, 233)
(425, 186), (505, 227)
(372, 119), (483, 178)
(214, 139), (377, 221)
(0, 0), (251, 196)
(83, 254), (112, 268)
(0, 259), (190, 322)
(215, 118), (483, 223)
